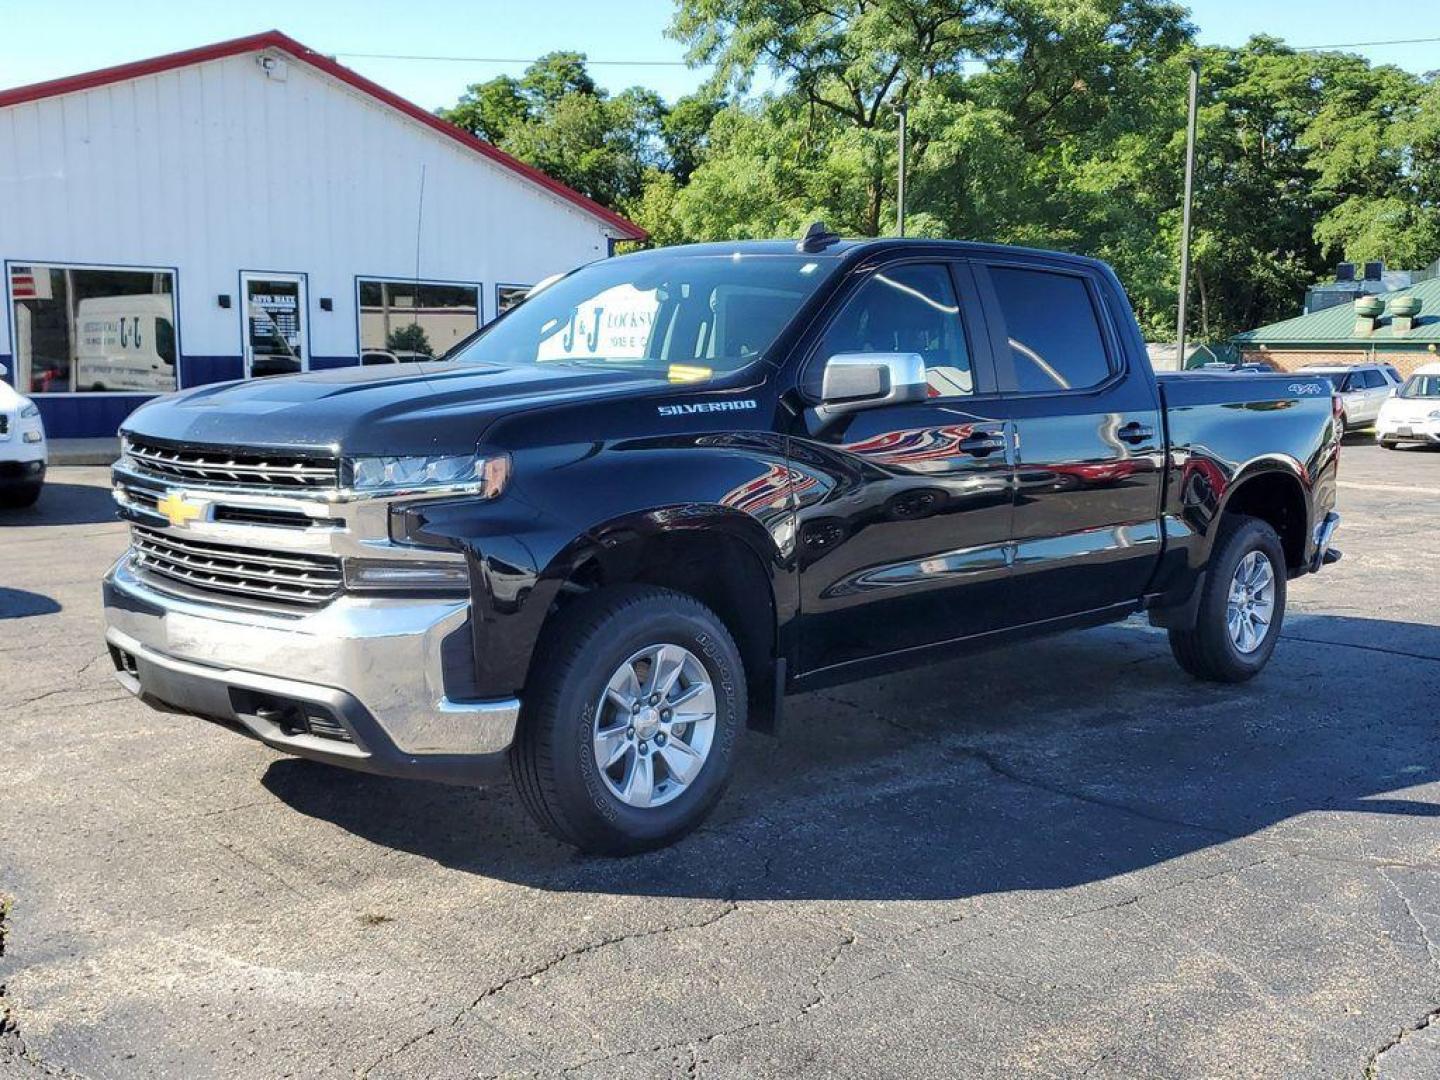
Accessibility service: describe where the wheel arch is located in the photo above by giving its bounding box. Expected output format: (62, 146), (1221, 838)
(532, 506), (786, 732)
(1217, 456), (1310, 572)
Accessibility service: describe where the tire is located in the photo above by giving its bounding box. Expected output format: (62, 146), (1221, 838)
(1380, 439), (1400, 450)
(0, 481), (42, 509)
(1168, 514), (1287, 684)
(509, 585), (746, 855)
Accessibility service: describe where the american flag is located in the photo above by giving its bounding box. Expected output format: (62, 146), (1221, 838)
(9, 266), (41, 300)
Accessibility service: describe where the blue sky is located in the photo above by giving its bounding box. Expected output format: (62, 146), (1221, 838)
(1, 0), (1434, 110)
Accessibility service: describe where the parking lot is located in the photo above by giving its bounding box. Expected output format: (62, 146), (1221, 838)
(0, 442), (1437, 1078)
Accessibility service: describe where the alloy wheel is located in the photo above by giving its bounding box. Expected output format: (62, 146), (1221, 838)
(1226, 550), (1276, 654)
(591, 644), (717, 808)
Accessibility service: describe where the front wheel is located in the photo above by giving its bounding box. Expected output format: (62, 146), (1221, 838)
(0, 481), (42, 509)
(510, 585), (745, 854)
(1168, 515), (1287, 683)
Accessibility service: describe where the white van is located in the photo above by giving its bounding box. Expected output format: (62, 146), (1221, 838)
(72, 295), (177, 392)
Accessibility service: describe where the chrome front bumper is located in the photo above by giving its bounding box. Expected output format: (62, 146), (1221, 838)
(103, 556), (520, 782)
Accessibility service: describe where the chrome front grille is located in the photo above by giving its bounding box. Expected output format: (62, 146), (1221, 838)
(130, 525), (344, 609)
(123, 436), (339, 490)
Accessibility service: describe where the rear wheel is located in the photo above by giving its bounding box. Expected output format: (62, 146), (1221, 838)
(509, 585), (745, 854)
(1380, 438), (1400, 450)
(1168, 515), (1286, 683)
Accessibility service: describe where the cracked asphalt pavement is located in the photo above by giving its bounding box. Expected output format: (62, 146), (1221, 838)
(3, 443), (1440, 1078)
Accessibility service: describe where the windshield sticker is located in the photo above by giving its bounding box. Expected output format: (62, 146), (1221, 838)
(658, 399), (759, 417)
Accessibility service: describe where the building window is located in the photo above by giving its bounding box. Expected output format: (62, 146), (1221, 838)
(496, 284), (531, 318)
(357, 280), (480, 360)
(8, 263), (178, 394)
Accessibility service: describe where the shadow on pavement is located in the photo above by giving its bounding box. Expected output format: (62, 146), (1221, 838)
(0, 481), (118, 526)
(0, 588), (62, 619)
(262, 613), (1440, 901)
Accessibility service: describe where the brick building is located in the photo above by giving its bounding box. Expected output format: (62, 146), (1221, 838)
(1233, 276), (1440, 377)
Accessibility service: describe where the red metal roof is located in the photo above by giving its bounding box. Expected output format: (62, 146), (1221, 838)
(0, 30), (647, 241)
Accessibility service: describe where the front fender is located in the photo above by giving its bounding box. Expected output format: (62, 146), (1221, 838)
(408, 435), (798, 699)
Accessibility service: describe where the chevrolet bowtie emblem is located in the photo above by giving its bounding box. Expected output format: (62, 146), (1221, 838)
(156, 490), (204, 529)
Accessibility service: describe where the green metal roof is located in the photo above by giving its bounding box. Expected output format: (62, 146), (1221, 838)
(1233, 277), (1440, 345)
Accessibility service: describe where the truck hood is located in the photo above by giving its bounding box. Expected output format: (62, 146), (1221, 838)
(121, 361), (669, 455)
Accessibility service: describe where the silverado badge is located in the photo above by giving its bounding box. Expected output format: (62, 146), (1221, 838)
(156, 491), (205, 529)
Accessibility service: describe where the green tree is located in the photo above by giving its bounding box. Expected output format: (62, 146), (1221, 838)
(386, 324), (433, 357)
(439, 54), (720, 215)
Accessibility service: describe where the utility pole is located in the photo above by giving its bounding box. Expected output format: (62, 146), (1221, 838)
(895, 101), (908, 237)
(1176, 59), (1200, 365)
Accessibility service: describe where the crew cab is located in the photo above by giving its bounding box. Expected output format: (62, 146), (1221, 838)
(102, 234), (1342, 853)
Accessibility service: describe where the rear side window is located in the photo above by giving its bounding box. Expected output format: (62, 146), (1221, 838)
(988, 267), (1112, 393)
(1362, 369), (1387, 388)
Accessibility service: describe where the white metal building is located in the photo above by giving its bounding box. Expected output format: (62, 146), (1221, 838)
(0, 31), (646, 438)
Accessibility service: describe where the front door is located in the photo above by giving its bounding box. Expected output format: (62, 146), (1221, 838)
(788, 260), (1015, 676)
(972, 259), (1165, 623)
(241, 273), (307, 378)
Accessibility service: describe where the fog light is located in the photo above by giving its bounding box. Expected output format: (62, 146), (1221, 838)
(344, 559), (469, 592)
(22, 430), (42, 443)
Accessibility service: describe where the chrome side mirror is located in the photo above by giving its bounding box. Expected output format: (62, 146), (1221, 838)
(816, 352), (928, 421)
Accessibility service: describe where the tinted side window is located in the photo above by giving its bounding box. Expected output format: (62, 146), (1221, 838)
(1362, 369), (1386, 388)
(988, 267), (1112, 393)
(816, 264), (973, 398)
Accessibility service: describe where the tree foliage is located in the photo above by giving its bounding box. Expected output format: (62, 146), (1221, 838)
(437, 13), (1439, 340)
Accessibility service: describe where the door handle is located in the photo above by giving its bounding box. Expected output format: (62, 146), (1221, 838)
(958, 432), (1007, 456)
(1117, 422), (1154, 444)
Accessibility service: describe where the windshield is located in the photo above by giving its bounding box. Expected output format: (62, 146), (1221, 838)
(1399, 375), (1440, 399)
(450, 252), (837, 380)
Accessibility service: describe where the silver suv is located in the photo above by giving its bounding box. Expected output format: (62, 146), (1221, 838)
(1298, 363), (1402, 433)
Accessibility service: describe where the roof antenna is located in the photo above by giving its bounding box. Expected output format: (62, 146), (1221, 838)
(797, 221), (840, 253)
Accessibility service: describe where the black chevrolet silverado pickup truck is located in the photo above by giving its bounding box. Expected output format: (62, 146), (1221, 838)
(103, 234), (1342, 853)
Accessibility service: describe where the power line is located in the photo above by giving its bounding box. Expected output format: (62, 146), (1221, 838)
(334, 36), (1439, 71)
(1293, 35), (1440, 52)
(335, 51), (698, 67)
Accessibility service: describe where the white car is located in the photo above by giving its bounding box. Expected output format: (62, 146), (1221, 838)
(1377, 363), (1440, 448)
(0, 363), (47, 507)
(1298, 363), (1402, 433)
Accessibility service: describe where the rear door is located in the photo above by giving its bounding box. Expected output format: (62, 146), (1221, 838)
(971, 258), (1165, 623)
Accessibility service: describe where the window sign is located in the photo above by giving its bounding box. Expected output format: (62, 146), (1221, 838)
(8, 263), (177, 394)
(536, 284), (658, 363)
(243, 275), (306, 378)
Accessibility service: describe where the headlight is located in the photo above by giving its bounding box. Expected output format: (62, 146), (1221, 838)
(348, 452), (510, 498)
(19, 403), (39, 419)
(1428, 411), (1440, 421)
